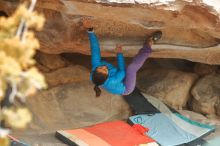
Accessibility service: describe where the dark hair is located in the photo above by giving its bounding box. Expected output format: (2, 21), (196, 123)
(92, 70), (108, 97)
(94, 85), (101, 97)
(0, 11), (8, 17)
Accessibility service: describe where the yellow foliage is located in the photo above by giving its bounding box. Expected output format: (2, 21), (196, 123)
(17, 67), (47, 97)
(0, 1), (47, 134)
(0, 5), (44, 69)
(0, 3), (46, 101)
(0, 137), (9, 146)
(3, 107), (32, 129)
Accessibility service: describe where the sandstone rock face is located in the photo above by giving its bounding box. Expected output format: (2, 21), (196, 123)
(2, 0), (220, 64)
(44, 65), (90, 87)
(35, 62), (51, 73)
(137, 69), (198, 109)
(26, 81), (131, 131)
(194, 63), (218, 76)
(216, 102), (220, 117)
(35, 52), (67, 70)
(191, 74), (220, 117)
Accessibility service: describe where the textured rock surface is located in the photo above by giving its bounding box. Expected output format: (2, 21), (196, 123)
(44, 65), (90, 87)
(191, 73), (220, 117)
(137, 69), (198, 109)
(2, 0), (220, 64)
(26, 81), (131, 131)
(11, 81), (131, 145)
(194, 63), (218, 76)
(35, 51), (67, 70)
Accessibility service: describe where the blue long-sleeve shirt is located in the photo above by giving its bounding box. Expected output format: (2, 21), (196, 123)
(88, 31), (126, 95)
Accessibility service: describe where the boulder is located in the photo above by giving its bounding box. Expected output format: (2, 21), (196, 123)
(2, 0), (220, 64)
(191, 73), (220, 117)
(35, 52), (67, 71)
(44, 65), (90, 87)
(26, 81), (131, 131)
(194, 63), (218, 76)
(137, 69), (198, 109)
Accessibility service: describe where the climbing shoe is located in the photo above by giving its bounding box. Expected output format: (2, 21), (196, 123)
(146, 30), (162, 46)
(152, 30), (162, 42)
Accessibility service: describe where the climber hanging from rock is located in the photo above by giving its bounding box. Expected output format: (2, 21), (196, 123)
(82, 18), (162, 97)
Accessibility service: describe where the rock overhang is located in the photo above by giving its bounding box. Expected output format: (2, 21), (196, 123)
(1, 0), (220, 64)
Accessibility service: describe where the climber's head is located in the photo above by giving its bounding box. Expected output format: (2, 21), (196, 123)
(92, 66), (108, 97)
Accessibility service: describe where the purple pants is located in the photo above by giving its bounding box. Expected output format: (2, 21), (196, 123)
(123, 44), (152, 95)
